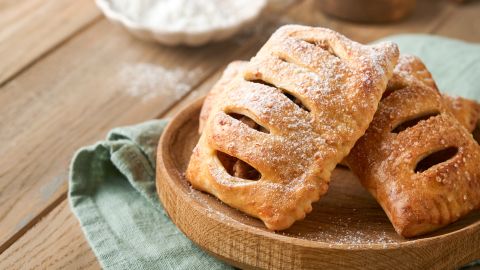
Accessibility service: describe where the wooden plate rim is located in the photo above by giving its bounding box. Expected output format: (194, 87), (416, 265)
(157, 96), (480, 252)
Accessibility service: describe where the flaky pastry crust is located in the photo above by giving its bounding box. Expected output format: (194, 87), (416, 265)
(346, 55), (480, 237)
(187, 25), (399, 230)
(444, 95), (480, 136)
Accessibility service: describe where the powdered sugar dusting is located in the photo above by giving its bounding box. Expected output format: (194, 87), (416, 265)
(188, 184), (235, 223)
(283, 216), (397, 248)
(119, 63), (202, 102)
(347, 54), (480, 237)
(188, 25), (398, 230)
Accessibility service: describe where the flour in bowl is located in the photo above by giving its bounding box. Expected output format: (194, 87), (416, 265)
(110, 0), (267, 32)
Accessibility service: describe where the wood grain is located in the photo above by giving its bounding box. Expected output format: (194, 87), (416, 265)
(0, 0), (295, 259)
(162, 65), (238, 118)
(2, 0), (480, 268)
(317, 0), (416, 23)
(157, 98), (480, 270)
(0, 18), (265, 251)
(0, 200), (100, 270)
(284, 0), (454, 43)
(0, 0), (101, 85)
(435, 0), (480, 42)
(0, 44), (266, 268)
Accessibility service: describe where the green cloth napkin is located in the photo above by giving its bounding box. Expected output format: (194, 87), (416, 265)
(69, 120), (232, 270)
(69, 35), (480, 270)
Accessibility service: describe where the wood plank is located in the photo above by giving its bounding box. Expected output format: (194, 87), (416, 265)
(0, 47), (263, 268)
(0, 74), (221, 269)
(0, 0), (296, 260)
(0, 76), (217, 269)
(0, 200), (100, 270)
(0, 0), (298, 256)
(435, 0), (480, 42)
(284, 0), (455, 43)
(0, 0), (101, 85)
(162, 67), (226, 118)
(0, 18), (267, 251)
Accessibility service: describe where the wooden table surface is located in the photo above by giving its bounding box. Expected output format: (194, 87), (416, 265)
(0, 0), (479, 269)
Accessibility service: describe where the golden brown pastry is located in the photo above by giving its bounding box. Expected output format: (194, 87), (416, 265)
(346, 55), (480, 237)
(385, 52), (480, 142)
(199, 61), (248, 133)
(187, 25), (399, 230)
(444, 95), (480, 138)
(336, 96), (480, 168)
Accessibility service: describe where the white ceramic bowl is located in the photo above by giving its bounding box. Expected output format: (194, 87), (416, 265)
(95, 0), (267, 46)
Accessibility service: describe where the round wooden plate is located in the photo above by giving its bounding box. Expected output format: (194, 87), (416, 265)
(156, 97), (480, 270)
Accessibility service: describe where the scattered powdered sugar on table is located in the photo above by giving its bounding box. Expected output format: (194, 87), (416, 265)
(119, 62), (201, 102)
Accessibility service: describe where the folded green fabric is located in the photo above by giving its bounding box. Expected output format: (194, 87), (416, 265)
(69, 35), (480, 270)
(69, 120), (232, 270)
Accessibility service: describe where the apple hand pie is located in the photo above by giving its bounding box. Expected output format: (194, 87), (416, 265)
(444, 95), (480, 140)
(338, 95), (480, 168)
(346, 55), (480, 237)
(187, 25), (399, 230)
